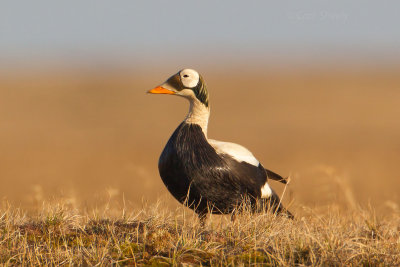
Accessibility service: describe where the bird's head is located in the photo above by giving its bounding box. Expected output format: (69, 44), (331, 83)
(148, 69), (209, 107)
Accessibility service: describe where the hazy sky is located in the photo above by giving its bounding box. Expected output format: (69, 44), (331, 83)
(1, 1), (400, 65)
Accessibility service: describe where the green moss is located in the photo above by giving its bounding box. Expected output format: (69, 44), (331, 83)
(236, 250), (275, 265)
(44, 213), (64, 228)
(120, 242), (141, 254)
(149, 256), (171, 266)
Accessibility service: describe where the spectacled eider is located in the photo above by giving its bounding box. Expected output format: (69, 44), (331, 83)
(148, 69), (293, 223)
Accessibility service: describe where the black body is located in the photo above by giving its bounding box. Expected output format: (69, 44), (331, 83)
(158, 122), (289, 216)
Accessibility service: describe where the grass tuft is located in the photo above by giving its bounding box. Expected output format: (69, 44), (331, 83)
(0, 201), (399, 266)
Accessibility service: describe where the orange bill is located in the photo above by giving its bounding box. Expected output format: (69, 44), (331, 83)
(148, 86), (175, 94)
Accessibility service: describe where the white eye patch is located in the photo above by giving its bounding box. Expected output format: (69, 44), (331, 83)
(180, 69), (200, 88)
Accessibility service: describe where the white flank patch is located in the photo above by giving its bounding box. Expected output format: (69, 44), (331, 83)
(261, 182), (272, 198)
(180, 69), (200, 88)
(208, 139), (260, 166)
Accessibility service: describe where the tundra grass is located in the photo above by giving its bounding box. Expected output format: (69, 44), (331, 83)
(0, 202), (399, 266)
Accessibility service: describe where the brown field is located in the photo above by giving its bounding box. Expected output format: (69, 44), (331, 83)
(1, 64), (399, 213)
(0, 64), (399, 265)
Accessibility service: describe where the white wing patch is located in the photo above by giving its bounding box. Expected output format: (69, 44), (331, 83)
(208, 139), (260, 166)
(261, 182), (272, 198)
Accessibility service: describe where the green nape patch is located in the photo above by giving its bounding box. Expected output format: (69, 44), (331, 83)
(0, 203), (399, 266)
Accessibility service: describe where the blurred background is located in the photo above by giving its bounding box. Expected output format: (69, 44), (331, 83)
(1, 1), (399, 214)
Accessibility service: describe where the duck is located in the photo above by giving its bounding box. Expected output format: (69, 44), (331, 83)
(148, 69), (293, 223)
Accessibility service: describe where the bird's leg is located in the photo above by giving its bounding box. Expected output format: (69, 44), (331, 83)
(230, 210), (237, 222)
(197, 212), (212, 242)
(197, 212), (207, 227)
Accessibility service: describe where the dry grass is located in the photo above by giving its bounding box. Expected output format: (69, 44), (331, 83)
(0, 65), (399, 265)
(0, 200), (399, 266)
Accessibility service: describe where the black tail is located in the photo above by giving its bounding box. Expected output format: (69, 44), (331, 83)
(265, 168), (288, 184)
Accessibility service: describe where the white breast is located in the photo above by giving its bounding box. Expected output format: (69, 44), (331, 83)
(208, 139), (260, 166)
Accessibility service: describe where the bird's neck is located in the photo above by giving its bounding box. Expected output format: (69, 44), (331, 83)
(184, 99), (210, 137)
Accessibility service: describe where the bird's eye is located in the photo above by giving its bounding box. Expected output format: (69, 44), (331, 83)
(183, 74), (189, 78)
